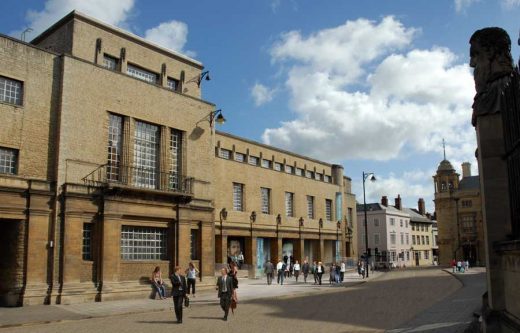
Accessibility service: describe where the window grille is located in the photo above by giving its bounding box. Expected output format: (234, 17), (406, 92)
(120, 226), (167, 260)
(0, 76), (23, 105)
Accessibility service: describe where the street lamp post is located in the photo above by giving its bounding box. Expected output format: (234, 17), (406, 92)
(362, 172), (376, 278)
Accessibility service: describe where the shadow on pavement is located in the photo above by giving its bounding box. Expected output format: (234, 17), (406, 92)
(242, 270), (464, 331)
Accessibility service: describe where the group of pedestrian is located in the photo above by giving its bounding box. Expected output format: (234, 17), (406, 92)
(267, 259), (339, 286)
(328, 262), (346, 284)
(451, 259), (470, 273)
(150, 261), (238, 324)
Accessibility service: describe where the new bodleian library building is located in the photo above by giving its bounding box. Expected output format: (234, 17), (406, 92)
(0, 11), (358, 306)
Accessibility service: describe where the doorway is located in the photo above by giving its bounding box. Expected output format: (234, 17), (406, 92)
(0, 219), (25, 307)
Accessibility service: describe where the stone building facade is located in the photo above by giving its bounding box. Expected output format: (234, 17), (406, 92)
(403, 199), (435, 266)
(433, 160), (485, 267)
(214, 132), (358, 277)
(0, 11), (215, 306)
(0, 11), (357, 306)
(357, 196), (413, 268)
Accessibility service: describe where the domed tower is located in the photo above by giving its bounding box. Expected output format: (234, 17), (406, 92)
(432, 141), (461, 266)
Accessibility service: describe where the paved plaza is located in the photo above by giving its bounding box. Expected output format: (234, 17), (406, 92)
(0, 268), (486, 333)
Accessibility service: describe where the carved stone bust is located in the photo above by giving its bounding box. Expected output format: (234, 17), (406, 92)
(470, 27), (517, 126)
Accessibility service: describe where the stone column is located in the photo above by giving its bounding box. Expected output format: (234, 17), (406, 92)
(318, 238), (325, 262)
(99, 215), (121, 298)
(61, 214), (82, 284)
(271, 237), (282, 262)
(200, 222), (215, 283)
(177, 220), (192, 270)
(295, 238), (305, 262)
(246, 236), (257, 277)
(476, 113), (511, 311)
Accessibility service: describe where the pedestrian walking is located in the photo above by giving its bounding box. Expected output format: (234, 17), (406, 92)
(329, 263), (336, 284)
(264, 260), (274, 285)
(317, 261), (324, 285)
(464, 260), (470, 271)
(293, 260), (301, 282)
(457, 260), (462, 273)
(185, 262), (199, 297)
(312, 261), (318, 284)
(357, 260), (363, 277)
(335, 264), (341, 283)
(340, 261), (346, 282)
(170, 266), (187, 324)
(302, 260), (310, 283)
(451, 259), (457, 273)
(237, 252), (244, 269)
(151, 266), (166, 299)
(228, 261), (239, 302)
(276, 260), (285, 285)
(216, 268), (234, 321)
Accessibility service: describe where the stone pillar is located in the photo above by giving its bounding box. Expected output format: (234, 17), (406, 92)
(476, 113), (511, 311)
(200, 222), (215, 282)
(271, 237), (282, 262)
(99, 216), (121, 298)
(23, 213), (50, 305)
(318, 238), (325, 262)
(62, 215), (82, 284)
(246, 236), (257, 277)
(177, 221), (192, 270)
(295, 238), (304, 262)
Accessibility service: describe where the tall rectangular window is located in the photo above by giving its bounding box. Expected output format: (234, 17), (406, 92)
(0, 147), (18, 175)
(307, 195), (314, 219)
(233, 183), (244, 211)
(0, 76), (23, 106)
(120, 226), (167, 260)
(462, 215), (476, 233)
(103, 54), (118, 71)
(374, 233), (380, 245)
(374, 218), (380, 227)
(426, 236), (430, 245)
(133, 121), (160, 189)
(406, 233), (409, 245)
(412, 235), (416, 245)
(400, 219), (403, 227)
(348, 208), (353, 228)
(421, 235), (425, 245)
(325, 199), (333, 221)
(390, 233), (396, 245)
(285, 192), (294, 217)
(107, 114), (123, 181)
(261, 187), (271, 214)
(190, 229), (199, 260)
(82, 223), (92, 261)
(390, 218), (395, 226)
(169, 129), (182, 190)
(167, 77), (179, 91)
(400, 232), (404, 244)
(127, 64), (158, 84)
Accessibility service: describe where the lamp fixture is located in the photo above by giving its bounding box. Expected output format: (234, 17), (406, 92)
(299, 217), (304, 226)
(250, 211), (257, 223)
(186, 70), (211, 87)
(276, 214), (282, 225)
(197, 109), (226, 128)
(220, 208), (228, 221)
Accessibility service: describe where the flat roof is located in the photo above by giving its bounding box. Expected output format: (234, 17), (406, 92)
(216, 131), (340, 169)
(31, 10), (203, 69)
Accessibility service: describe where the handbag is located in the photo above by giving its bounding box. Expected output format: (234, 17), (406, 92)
(184, 296), (190, 307)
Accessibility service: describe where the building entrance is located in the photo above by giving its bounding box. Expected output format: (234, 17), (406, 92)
(0, 219), (25, 307)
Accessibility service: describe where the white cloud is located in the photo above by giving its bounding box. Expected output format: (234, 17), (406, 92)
(502, 0), (520, 8)
(262, 16), (476, 165)
(144, 20), (194, 56)
(454, 0), (478, 13)
(23, 0), (135, 37)
(251, 83), (276, 106)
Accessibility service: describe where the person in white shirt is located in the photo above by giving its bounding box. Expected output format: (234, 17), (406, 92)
(316, 261), (324, 285)
(340, 262), (346, 282)
(293, 260), (301, 282)
(276, 260), (285, 285)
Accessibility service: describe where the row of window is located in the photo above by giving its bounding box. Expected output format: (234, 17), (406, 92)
(412, 235), (430, 246)
(411, 223), (430, 232)
(107, 114), (182, 190)
(219, 148), (332, 183)
(461, 200), (473, 208)
(388, 217), (410, 228)
(233, 183), (334, 221)
(103, 54), (180, 91)
(82, 224), (199, 261)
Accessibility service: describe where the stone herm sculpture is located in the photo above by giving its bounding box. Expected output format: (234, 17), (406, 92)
(470, 27), (519, 126)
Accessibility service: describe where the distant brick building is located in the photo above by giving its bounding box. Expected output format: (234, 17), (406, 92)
(0, 11), (356, 306)
(433, 160), (485, 266)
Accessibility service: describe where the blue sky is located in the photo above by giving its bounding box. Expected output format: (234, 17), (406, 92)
(2, 0), (520, 212)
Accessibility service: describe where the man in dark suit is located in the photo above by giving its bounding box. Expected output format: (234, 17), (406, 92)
(216, 267), (234, 321)
(170, 266), (187, 324)
(264, 260), (274, 285)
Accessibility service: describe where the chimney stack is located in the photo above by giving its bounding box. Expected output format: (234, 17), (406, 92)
(462, 162), (471, 178)
(395, 195), (402, 210)
(381, 196), (388, 206)
(418, 198), (425, 215)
